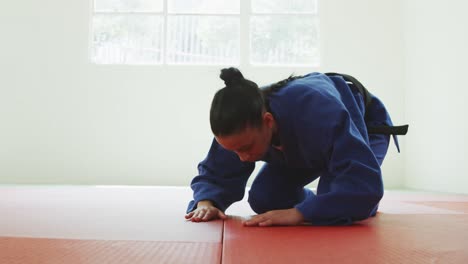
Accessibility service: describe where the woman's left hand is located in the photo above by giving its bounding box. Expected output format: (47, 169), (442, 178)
(243, 208), (305, 227)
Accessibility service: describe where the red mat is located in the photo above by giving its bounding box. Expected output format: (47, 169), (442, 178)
(0, 237), (220, 264)
(2, 187), (468, 263)
(223, 213), (468, 264)
(408, 201), (468, 213)
(222, 191), (468, 264)
(0, 186), (222, 264)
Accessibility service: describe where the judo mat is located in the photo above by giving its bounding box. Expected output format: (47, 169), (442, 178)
(1, 186), (468, 263)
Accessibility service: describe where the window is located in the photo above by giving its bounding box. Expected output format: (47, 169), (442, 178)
(91, 0), (319, 66)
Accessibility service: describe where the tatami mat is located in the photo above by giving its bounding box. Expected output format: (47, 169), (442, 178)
(0, 237), (220, 264)
(1, 186), (467, 263)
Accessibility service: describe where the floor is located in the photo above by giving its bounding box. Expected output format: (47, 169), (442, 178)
(1, 186), (468, 263)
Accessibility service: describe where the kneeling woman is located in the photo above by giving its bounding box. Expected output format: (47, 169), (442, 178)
(185, 68), (407, 226)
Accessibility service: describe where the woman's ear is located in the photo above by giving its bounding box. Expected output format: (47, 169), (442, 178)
(263, 112), (275, 129)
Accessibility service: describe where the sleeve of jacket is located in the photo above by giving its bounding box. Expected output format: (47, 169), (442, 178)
(294, 90), (384, 225)
(186, 138), (255, 213)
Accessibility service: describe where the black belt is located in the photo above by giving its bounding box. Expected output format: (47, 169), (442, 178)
(325, 72), (408, 136)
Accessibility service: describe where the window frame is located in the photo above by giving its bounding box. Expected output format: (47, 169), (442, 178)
(89, 0), (320, 67)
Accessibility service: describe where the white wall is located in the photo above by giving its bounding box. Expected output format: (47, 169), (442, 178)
(0, 0), (405, 187)
(403, 0), (468, 194)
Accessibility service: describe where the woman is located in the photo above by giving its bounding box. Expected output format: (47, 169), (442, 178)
(185, 68), (407, 226)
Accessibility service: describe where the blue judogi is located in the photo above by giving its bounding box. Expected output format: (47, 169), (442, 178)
(187, 72), (401, 225)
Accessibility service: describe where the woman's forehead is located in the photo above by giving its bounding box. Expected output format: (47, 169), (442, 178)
(216, 128), (259, 149)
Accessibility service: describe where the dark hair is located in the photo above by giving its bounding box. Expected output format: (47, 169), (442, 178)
(210, 68), (264, 136)
(210, 67), (304, 136)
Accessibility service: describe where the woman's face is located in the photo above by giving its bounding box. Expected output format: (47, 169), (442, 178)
(215, 112), (275, 162)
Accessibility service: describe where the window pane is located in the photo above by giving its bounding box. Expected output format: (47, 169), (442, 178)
(169, 0), (239, 14)
(252, 0), (317, 13)
(167, 16), (239, 64)
(250, 16), (319, 66)
(92, 15), (163, 64)
(94, 0), (163, 12)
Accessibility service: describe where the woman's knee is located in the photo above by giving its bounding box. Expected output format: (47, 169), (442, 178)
(247, 185), (308, 214)
(247, 188), (271, 214)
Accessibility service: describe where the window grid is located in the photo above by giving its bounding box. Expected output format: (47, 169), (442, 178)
(162, 0), (167, 64)
(91, 0), (319, 66)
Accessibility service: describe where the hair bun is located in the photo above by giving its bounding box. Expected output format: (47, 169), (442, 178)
(220, 67), (244, 87)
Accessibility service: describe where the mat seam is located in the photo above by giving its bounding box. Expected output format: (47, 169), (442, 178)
(220, 219), (225, 264)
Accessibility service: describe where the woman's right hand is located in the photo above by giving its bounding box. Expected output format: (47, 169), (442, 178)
(185, 200), (227, 222)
